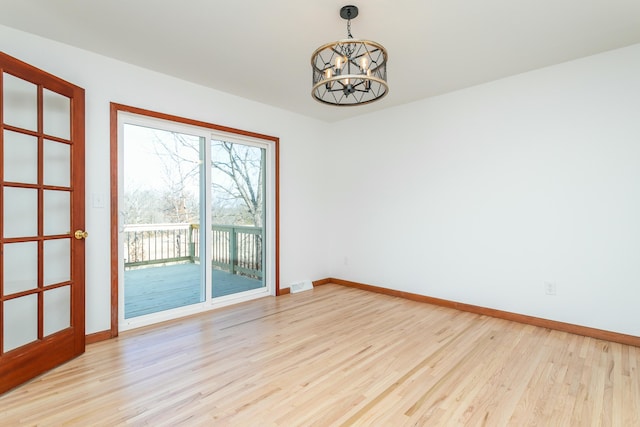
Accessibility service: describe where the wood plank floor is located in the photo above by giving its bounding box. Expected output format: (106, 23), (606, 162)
(1, 284), (638, 426)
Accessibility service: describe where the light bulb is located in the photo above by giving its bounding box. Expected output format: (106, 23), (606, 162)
(325, 68), (333, 90)
(360, 56), (368, 71)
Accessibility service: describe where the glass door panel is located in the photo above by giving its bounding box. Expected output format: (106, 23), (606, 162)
(43, 239), (71, 285)
(123, 124), (204, 319)
(3, 130), (38, 183)
(43, 139), (71, 186)
(2, 72), (38, 131)
(43, 286), (71, 337)
(3, 242), (38, 294)
(43, 190), (71, 235)
(211, 140), (266, 297)
(3, 294), (38, 353)
(3, 187), (38, 238)
(42, 89), (71, 139)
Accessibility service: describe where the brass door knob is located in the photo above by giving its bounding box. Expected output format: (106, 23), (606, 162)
(74, 230), (89, 240)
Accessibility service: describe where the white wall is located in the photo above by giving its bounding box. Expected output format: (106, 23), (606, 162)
(1, 25), (333, 334)
(326, 44), (640, 336)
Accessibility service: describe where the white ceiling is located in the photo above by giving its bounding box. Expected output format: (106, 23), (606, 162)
(1, 0), (639, 122)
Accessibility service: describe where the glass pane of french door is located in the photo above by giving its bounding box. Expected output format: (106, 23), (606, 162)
(122, 124), (204, 318)
(211, 140), (266, 297)
(2, 72), (73, 351)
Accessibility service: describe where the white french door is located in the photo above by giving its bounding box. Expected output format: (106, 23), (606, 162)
(116, 110), (276, 331)
(0, 52), (85, 394)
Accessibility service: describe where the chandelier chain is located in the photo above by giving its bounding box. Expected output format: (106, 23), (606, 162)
(343, 16), (355, 58)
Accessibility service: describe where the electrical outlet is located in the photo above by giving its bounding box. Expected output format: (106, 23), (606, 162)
(544, 282), (557, 296)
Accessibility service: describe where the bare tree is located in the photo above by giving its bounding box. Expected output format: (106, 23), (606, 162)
(150, 132), (201, 223)
(124, 127), (264, 228)
(211, 141), (264, 227)
(123, 187), (165, 224)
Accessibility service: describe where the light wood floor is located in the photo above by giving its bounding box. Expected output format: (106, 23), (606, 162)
(1, 284), (638, 426)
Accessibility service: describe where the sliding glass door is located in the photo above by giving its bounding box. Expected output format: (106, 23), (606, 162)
(117, 111), (275, 330)
(122, 124), (204, 319)
(211, 140), (266, 297)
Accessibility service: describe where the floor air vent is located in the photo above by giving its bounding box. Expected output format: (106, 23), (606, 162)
(290, 280), (313, 293)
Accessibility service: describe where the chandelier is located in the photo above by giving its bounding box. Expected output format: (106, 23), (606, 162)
(311, 5), (388, 106)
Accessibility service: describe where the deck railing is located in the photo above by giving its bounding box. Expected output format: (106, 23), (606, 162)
(123, 223), (263, 279)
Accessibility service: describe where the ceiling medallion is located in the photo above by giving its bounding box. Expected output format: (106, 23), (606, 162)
(311, 5), (389, 106)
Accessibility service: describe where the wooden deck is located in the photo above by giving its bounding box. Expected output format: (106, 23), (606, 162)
(124, 263), (263, 318)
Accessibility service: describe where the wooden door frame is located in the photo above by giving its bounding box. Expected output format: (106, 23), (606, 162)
(0, 52), (85, 394)
(109, 103), (280, 336)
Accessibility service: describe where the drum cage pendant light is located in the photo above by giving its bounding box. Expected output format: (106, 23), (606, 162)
(311, 5), (389, 106)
